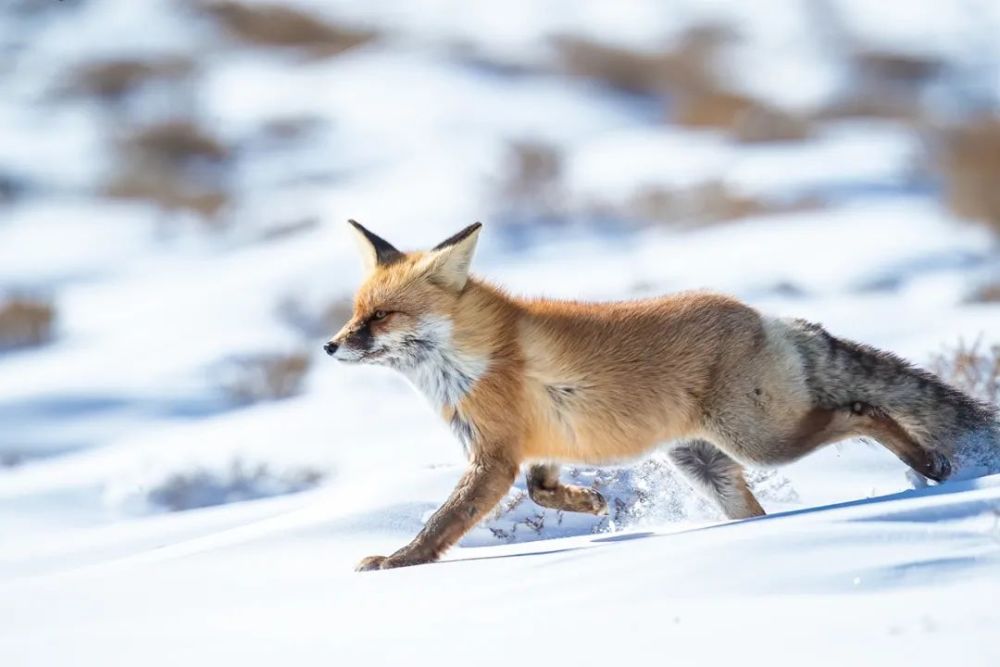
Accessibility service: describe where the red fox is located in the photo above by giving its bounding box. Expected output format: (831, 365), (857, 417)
(326, 221), (998, 571)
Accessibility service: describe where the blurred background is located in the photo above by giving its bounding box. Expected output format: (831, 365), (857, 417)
(1, 0), (999, 537)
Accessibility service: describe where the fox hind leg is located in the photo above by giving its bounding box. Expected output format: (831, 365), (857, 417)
(526, 463), (608, 515)
(668, 440), (766, 520)
(848, 402), (952, 482)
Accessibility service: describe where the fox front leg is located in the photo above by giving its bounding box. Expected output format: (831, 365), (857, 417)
(356, 456), (518, 571)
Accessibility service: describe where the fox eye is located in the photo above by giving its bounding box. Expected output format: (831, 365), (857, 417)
(372, 310), (388, 321)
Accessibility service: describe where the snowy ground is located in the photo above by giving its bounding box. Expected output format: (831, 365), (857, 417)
(1, 1), (999, 664)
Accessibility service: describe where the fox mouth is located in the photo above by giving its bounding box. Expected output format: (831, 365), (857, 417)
(337, 348), (388, 364)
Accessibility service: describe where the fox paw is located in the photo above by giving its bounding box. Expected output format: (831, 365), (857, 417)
(925, 450), (952, 482)
(355, 555), (388, 572)
(911, 450), (952, 483)
(583, 488), (609, 516)
(355, 552), (431, 571)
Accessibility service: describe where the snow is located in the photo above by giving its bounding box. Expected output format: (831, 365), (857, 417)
(1, 0), (999, 664)
(1, 476), (999, 665)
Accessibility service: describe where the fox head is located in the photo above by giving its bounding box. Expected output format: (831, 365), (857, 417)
(324, 220), (482, 370)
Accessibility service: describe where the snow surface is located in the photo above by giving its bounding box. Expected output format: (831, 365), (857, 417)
(1, 0), (999, 664)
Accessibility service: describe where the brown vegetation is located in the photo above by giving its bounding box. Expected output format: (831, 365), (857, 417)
(68, 56), (193, 102)
(818, 50), (941, 123)
(967, 283), (1000, 304)
(622, 181), (822, 227)
(197, 1), (376, 57)
(218, 351), (312, 404)
(147, 459), (326, 511)
(103, 120), (231, 219)
(553, 26), (727, 97)
(933, 115), (1000, 232)
(494, 140), (566, 222)
(931, 339), (1000, 406)
(0, 297), (54, 351)
(730, 104), (812, 143)
(553, 28), (811, 141)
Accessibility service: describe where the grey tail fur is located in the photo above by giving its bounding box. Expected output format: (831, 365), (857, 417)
(787, 319), (998, 452)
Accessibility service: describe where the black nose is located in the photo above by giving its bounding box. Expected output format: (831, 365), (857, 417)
(323, 341), (338, 356)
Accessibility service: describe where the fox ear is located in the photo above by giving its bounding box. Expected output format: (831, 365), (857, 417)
(347, 219), (401, 272)
(421, 222), (482, 291)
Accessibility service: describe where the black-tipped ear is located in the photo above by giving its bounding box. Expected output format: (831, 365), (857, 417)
(347, 219), (401, 271)
(418, 222), (482, 291)
(432, 222), (482, 251)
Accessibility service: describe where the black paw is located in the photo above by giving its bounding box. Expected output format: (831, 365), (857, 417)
(923, 450), (952, 483)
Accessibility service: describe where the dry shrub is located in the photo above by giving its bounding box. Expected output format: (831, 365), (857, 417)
(494, 140), (566, 223)
(255, 217), (320, 243)
(553, 25), (727, 96)
(673, 89), (755, 129)
(625, 181), (820, 227)
(675, 90), (813, 141)
(934, 115), (1000, 232)
(930, 339), (1000, 406)
(967, 283), (1000, 303)
(854, 50), (942, 89)
(730, 104), (812, 143)
(68, 56), (193, 102)
(198, 1), (376, 56)
(126, 120), (228, 163)
(218, 351), (311, 404)
(554, 38), (680, 95)
(821, 49), (941, 123)
(258, 115), (326, 142)
(0, 297), (54, 351)
(146, 459), (326, 512)
(554, 28), (810, 141)
(105, 176), (229, 219)
(103, 120), (231, 219)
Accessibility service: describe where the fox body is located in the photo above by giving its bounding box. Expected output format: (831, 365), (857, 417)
(327, 221), (998, 571)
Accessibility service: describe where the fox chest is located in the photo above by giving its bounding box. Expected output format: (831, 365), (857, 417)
(399, 352), (488, 457)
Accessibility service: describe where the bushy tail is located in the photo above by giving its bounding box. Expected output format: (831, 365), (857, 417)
(788, 319), (998, 462)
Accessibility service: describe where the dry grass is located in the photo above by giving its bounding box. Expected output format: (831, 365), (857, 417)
(553, 28), (812, 141)
(67, 56), (193, 102)
(103, 120), (231, 219)
(730, 104), (812, 143)
(672, 89), (755, 128)
(258, 115), (326, 142)
(147, 459), (326, 512)
(197, 1), (376, 57)
(933, 115), (1000, 232)
(967, 283), (1000, 304)
(673, 88), (814, 141)
(0, 297), (54, 351)
(930, 339), (1000, 406)
(818, 49), (941, 123)
(553, 26), (727, 97)
(854, 50), (942, 89)
(624, 181), (821, 227)
(217, 351), (312, 404)
(125, 120), (228, 163)
(494, 140), (566, 223)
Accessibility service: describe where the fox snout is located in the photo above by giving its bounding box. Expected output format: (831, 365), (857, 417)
(325, 318), (377, 363)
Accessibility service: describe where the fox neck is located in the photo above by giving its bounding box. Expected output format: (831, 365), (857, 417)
(392, 280), (514, 412)
(392, 315), (491, 411)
